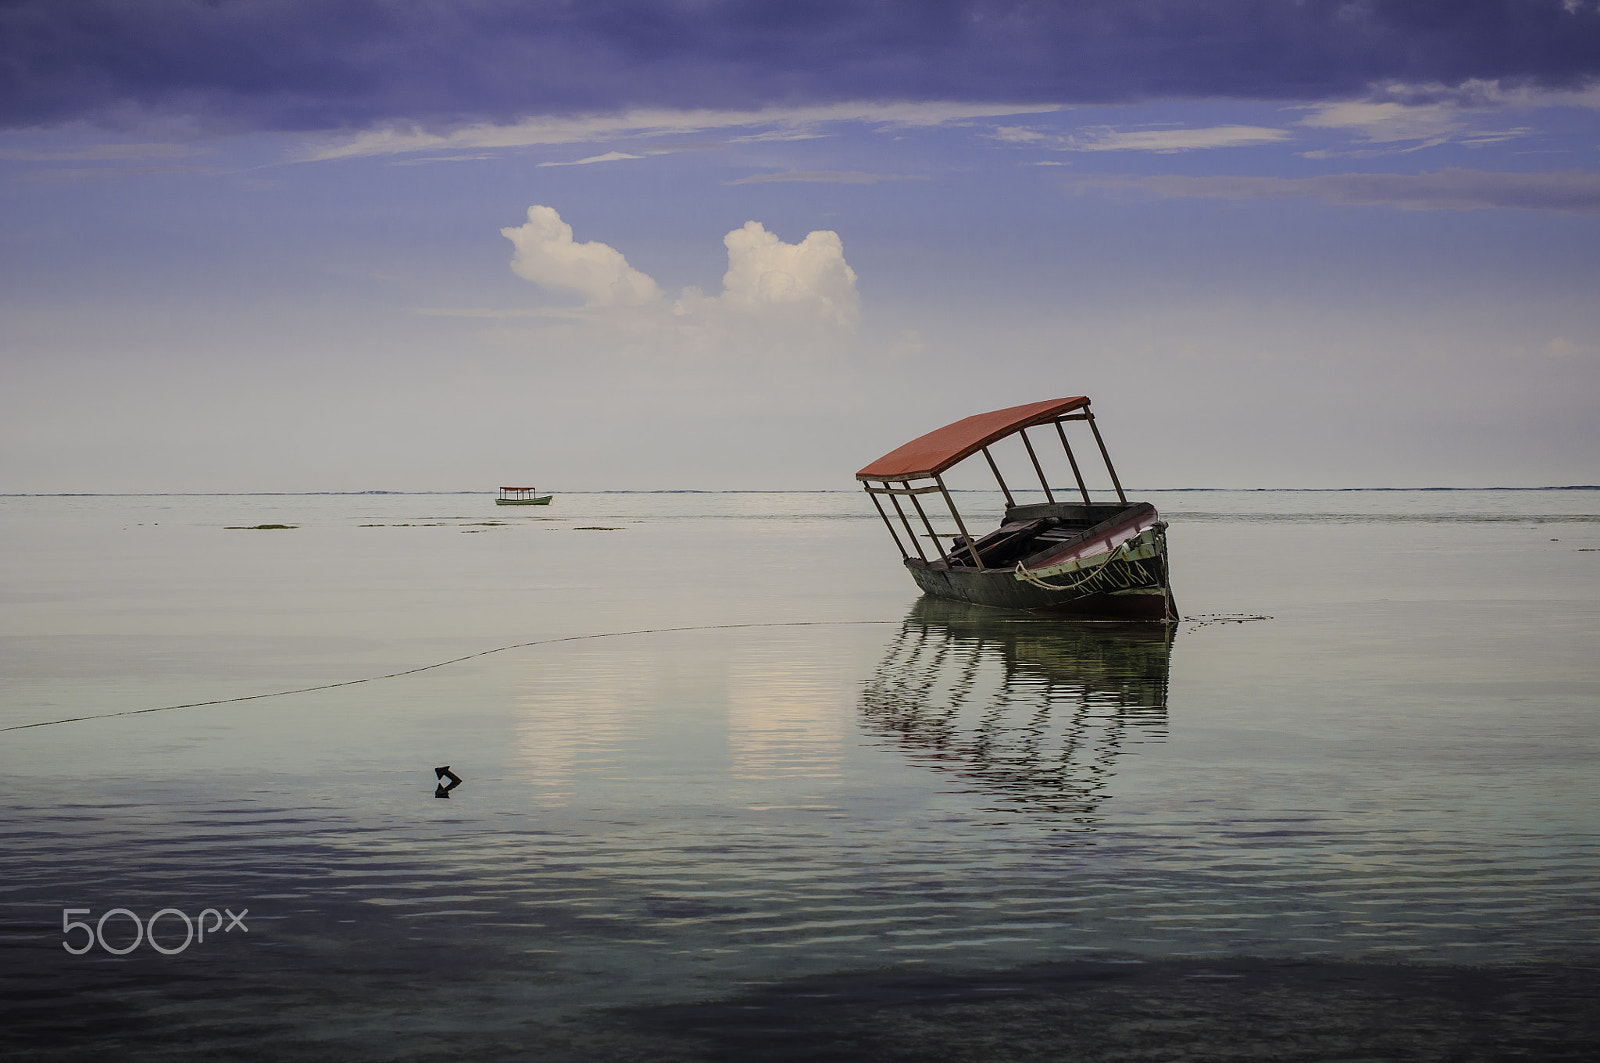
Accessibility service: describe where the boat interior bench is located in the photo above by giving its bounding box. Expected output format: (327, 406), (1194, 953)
(943, 502), (1155, 569)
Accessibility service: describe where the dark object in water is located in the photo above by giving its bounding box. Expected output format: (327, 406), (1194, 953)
(434, 765), (461, 798)
(224, 524), (298, 530)
(856, 396), (1177, 621)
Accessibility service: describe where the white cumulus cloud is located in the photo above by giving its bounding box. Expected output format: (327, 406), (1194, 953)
(500, 205), (662, 308)
(487, 209), (869, 414)
(713, 221), (859, 328)
(500, 207), (860, 329)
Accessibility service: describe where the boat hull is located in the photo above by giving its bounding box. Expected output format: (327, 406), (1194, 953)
(495, 495), (552, 506)
(905, 522), (1177, 621)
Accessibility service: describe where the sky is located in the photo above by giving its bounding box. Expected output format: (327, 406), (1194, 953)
(2, 0), (1598, 491)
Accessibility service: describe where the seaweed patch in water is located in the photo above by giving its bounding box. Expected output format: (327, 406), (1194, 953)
(1183, 613), (1273, 630)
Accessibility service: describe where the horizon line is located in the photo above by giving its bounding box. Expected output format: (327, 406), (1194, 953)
(4, 486), (1598, 498)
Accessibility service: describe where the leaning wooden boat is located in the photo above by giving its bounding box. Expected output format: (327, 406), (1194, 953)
(495, 486), (553, 506)
(856, 396), (1177, 622)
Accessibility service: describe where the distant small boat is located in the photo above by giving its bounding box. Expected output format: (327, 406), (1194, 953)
(856, 396), (1177, 621)
(496, 487), (553, 506)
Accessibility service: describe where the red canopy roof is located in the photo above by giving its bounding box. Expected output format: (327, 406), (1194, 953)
(855, 397), (1090, 481)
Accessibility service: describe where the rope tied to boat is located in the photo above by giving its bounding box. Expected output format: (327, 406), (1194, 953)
(1012, 535), (1136, 593)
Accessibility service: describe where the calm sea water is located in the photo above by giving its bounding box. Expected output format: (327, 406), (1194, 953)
(2, 490), (1597, 1059)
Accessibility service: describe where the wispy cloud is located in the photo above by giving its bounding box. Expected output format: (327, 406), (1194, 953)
(986, 122), (1294, 154)
(1542, 336), (1596, 358)
(1294, 79), (1600, 156)
(991, 126), (1049, 145)
(1381, 78), (1600, 113)
(10, 163), (218, 183)
(0, 138), (211, 181)
(1065, 168), (1600, 214)
(301, 103), (1062, 162)
(727, 170), (928, 185)
(536, 151), (643, 168)
(1298, 100), (1469, 147)
(413, 307), (584, 320)
(1062, 125), (1294, 152)
(0, 142), (193, 162)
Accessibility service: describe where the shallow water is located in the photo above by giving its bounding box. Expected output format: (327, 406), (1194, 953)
(2, 490), (1597, 1058)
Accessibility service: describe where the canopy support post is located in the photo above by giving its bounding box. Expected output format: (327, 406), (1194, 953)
(865, 485), (909, 559)
(1054, 420), (1092, 505)
(1085, 408), (1127, 504)
(934, 473), (984, 571)
(981, 446), (1015, 509)
(1019, 428), (1055, 504)
(884, 482), (927, 562)
(905, 482), (949, 564)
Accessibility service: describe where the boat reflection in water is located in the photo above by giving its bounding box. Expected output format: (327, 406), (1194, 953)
(860, 599), (1174, 827)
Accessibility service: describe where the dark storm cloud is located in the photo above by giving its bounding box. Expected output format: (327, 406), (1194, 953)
(4, 1), (1600, 132)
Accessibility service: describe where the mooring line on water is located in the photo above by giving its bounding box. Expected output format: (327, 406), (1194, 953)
(0, 620), (901, 734)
